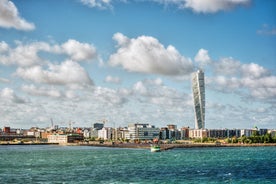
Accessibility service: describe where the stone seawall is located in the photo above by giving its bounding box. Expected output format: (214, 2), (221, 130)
(80, 142), (276, 151)
(160, 143), (276, 150)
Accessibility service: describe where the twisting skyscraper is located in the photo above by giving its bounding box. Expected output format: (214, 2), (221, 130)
(192, 70), (205, 129)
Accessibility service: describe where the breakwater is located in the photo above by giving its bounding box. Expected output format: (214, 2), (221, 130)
(80, 142), (276, 151)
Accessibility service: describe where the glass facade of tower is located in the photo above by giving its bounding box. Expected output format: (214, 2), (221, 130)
(192, 70), (205, 129)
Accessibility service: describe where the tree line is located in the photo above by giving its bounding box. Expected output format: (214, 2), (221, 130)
(193, 133), (276, 144)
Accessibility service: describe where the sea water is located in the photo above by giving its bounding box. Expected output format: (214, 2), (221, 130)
(0, 145), (275, 183)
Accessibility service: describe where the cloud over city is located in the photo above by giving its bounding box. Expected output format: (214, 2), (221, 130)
(80, 0), (113, 9)
(198, 49), (276, 102)
(182, 0), (251, 13)
(80, 0), (251, 14)
(109, 33), (193, 76)
(16, 60), (94, 87)
(0, 40), (97, 67)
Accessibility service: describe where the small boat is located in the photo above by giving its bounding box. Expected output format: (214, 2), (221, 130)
(150, 144), (161, 152)
(150, 138), (161, 152)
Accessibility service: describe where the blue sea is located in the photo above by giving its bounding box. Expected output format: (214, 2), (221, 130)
(0, 145), (275, 183)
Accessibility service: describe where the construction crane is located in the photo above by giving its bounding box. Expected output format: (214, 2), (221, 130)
(50, 118), (54, 129)
(68, 121), (75, 131)
(98, 119), (108, 125)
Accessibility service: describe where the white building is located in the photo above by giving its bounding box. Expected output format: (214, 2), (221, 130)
(98, 127), (113, 140)
(189, 129), (208, 139)
(47, 134), (83, 143)
(125, 123), (160, 140)
(83, 129), (90, 138)
(47, 134), (68, 143)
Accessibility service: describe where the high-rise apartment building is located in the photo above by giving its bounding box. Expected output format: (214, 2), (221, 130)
(192, 70), (205, 129)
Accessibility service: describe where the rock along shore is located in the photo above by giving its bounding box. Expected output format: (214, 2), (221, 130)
(80, 142), (276, 151)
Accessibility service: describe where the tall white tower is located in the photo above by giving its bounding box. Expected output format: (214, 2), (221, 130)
(192, 70), (205, 129)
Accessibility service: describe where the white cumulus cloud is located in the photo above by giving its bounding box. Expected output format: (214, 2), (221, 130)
(22, 84), (62, 98)
(241, 63), (269, 79)
(16, 60), (93, 87)
(0, 0), (35, 30)
(209, 57), (276, 101)
(0, 41), (50, 67)
(0, 39), (97, 67)
(132, 78), (192, 113)
(153, 0), (250, 13)
(194, 48), (211, 68)
(79, 0), (251, 13)
(92, 86), (128, 106)
(80, 0), (112, 9)
(183, 0), (250, 13)
(109, 32), (193, 76)
(0, 41), (9, 53)
(213, 57), (241, 76)
(60, 39), (97, 61)
(0, 87), (26, 103)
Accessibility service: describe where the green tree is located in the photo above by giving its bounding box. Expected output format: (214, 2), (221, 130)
(240, 135), (247, 144)
(264, 133), (272, 143)
(232, 136), (238, 143)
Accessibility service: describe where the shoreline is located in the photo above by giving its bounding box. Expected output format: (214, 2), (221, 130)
(1, 142), (276, 150)
(0, 142), (58, 145)
(159, 143), (276, 151)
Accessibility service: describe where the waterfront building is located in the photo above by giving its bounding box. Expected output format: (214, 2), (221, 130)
(47, 134), (84, 143)
(3, 127), (11, 134)
(125, 123), (160, 140)
(113, 127), (128, 141)
(226, 129), (241, 138)
(98, 127), (113, 140)
(0, 134), (36, 141)
(167, 124), (177, 130)
(268, 129), (276, 137)
(160, 127), (169, 140)
(41, 132), (52, 139)
(83, 129), (90, 138)
(16, 129), (24, 135)
(192, 70), (205, 129)
(241, 129), (253, 137)
(167, 124), (181, 140)
(90, 128), (99, 138)
(201, 129), (241, 139)
(189, 129), (208, 139)
(48, 134), (68, 143)
(94, 123), (104, 130)
(259, 129), (268, 136)
(208, 129), (227, 138)
(180, 127), (190, 139)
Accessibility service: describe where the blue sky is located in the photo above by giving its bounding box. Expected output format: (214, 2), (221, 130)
(0, 0), (275, 129)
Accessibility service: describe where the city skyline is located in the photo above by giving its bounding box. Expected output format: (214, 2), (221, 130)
(0, 0), (275, 129)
